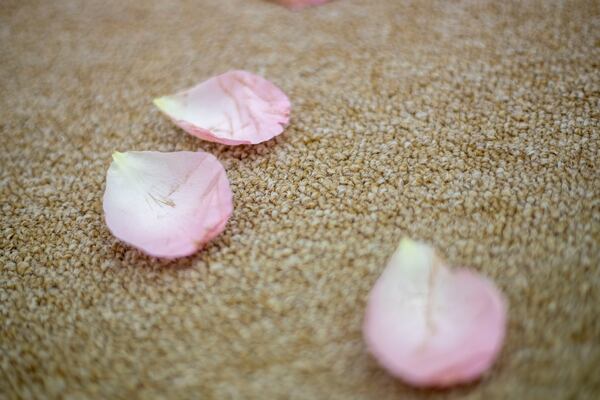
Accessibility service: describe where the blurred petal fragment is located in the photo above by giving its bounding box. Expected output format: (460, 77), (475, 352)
(363, 238), (507, 387)
(274, 0), (332, 10)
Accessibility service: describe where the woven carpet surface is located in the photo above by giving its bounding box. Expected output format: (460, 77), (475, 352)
(1, 0), (599, 398)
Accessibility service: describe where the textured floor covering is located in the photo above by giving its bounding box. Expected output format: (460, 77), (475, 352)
(1, 0), (599, 398)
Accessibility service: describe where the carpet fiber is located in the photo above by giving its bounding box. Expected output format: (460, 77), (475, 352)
(1, 0), (599, 398)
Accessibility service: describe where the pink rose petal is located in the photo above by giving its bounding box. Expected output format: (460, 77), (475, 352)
(154, 70), (291, 145)
(274, 0), (332, 10)
(103, 151), (233, 258)
(363, 238), (507, 387)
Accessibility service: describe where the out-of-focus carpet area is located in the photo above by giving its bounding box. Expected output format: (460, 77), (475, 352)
(1, 0), (599, 398)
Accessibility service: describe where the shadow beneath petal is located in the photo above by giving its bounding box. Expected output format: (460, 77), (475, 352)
(108, 235), (230, 274)
(197, 130), (289, 165)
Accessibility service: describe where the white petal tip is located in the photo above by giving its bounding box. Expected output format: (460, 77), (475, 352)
(397, 237), (421, 253)
(153, 97), (178, 115)
(111, 151), (126, 164)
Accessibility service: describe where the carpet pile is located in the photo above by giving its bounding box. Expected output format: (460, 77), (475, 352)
(1, 0), (598, 398)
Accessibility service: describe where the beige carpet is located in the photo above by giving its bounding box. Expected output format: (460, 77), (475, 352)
(1, 0), (599, 398)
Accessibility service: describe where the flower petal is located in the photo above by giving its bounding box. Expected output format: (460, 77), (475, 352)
(103, 151), (233, 258)
(154, 70), (291, 145)
(273, 0), (332, 10)
(363, 238), (507, 387)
